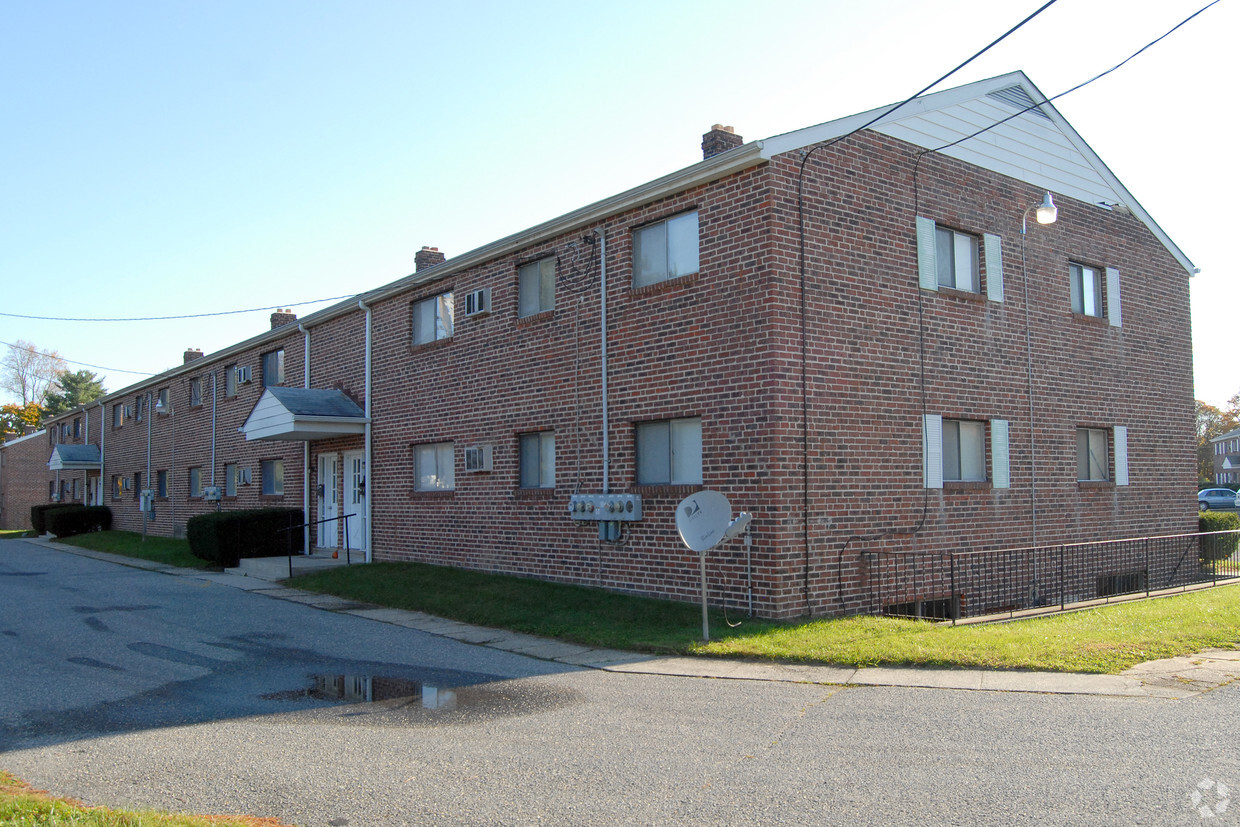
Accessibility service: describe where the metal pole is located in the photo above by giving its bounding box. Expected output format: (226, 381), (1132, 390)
(700, 549), (709, 642)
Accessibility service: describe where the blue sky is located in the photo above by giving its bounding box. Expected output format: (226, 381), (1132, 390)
(2, 0), (1233, 406)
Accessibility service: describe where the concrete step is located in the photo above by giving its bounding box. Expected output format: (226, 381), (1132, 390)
(225, 551), (361, 582)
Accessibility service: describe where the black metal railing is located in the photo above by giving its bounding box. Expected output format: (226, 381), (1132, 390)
(864, 530), (1240, 624)
(277, 513), (357, 578)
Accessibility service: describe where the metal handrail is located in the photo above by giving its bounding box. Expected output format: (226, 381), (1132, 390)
(277, 513), (357, 578)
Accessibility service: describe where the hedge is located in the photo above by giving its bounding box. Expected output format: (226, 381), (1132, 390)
(45, 506), (112, 538)
(30, 503), (66, 535)
(186, 508), (304, 567)
(1199, 510), (1240, 563)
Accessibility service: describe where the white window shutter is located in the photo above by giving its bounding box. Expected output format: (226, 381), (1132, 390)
(1113, 425), (1129, 486)
(1106, 267), (1122, 327)
(916, 217), (938, 291)
(923, 414), (943, 489)
(990, 419), (1010, 489)
(984, 234), (1004, 303)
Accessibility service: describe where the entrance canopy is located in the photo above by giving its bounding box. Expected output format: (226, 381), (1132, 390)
(47, 444), (101, 471)
(242, 387), (367, 442)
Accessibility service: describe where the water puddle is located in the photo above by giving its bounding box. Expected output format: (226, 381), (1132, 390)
(261, 673), (578, 723)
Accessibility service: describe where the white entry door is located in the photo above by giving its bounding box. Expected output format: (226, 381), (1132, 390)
(318, 454), (338, 548)
(344, 450), (367, 552)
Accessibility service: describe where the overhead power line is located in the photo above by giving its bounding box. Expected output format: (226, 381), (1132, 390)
(1, 340), (155, 377)
(0, 294), (356, 323)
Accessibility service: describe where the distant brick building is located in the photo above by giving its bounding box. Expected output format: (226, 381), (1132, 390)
(16, 72), (1196, 618)
(0, 429), (50, 531)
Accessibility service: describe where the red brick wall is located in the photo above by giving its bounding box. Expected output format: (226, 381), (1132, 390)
(0, 430), (51, 530)
(25, 127), (1196, 621)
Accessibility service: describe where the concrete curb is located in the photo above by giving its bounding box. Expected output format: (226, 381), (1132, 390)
(18, 537), (1234, 699)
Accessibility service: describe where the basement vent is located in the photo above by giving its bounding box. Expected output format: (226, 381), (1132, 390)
(1097, 570), (1147, 598)
(464, 445), (493, 472)
(986, 85), (1052, 121)
(883, 595), (959, 621)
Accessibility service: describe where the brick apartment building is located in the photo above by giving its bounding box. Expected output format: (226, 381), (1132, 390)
(2, 72), (1196, 619)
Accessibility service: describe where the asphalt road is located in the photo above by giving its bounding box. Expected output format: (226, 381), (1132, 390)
(2, 538), (1238, 826)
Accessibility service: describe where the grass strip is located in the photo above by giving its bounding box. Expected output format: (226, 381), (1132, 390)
(55, 530), (213, 570)
(289, 561), (1240, 674)
(0, 770), (291, 826)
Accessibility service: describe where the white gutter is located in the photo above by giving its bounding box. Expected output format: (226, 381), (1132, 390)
(596, 228), (610, 493)
(300, 322), (311, 556)
(358, 299), (373, 562)
(97, 401), (105, 506)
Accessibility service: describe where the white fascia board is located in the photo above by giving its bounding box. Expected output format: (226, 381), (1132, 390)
(758, 70), (1195, 277)
(1, 429), (47, 448)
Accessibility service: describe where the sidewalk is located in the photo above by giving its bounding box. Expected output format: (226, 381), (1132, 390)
(25, 538), (1240, 700)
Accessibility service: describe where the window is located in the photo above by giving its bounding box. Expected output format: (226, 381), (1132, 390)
(156, 388), (169, 412)
(262, 349), (285, 387)
(189, 467), (202, 498)
(943, 420), (986, 482)
(190, 378), (203, 407)
(225, 365), (238, 396)
(935, 227), (979, 293)
(133, 472), (142, 499)
(518, 257), (556, 317)
(915, 218), (1004, 302)
(72, 479), (81, 501)
(1077, 428), (1109, 481)
(633, 211), (699, 287)
(49, 481), (55, 501)
(113, 404), (123, 428)
(73, 418), (81, 438)
(923, 416), (1009, 489)
(636, 417), (702, 485)
(224, 463), (238, 497)
(156, 470), (168, 498)
(413, 293), (454, 345)
(414, 442), (455, 491)
(1070, 263), (1103, 317)
(135, 396), (144, 422)
(112, 475), (122, 500)
(261, 459), (284, 495)
(519, 432), (555, 489)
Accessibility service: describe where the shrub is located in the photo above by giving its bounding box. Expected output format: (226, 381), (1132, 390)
(29, 503), (71, 535)
(44, 506), (112, 538)
(186, 508), (304, 567)
(1200, 511), (1240, 563)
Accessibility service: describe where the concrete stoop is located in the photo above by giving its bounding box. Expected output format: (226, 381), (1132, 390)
(225, 551), (359, 581)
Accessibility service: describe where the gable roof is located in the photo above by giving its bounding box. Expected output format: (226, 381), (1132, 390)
(758, 71), (1193, 276)
(242, 387), (368, 442)
(48, 443), (101, 470)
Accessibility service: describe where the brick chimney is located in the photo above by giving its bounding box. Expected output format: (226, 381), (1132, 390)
(183, 347), (204, 364)
(415, 246), (446, 272)
(702, 124), (742, 160)
(270, 308), (297, 330)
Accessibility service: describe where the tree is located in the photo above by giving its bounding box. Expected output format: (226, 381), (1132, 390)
(44, 369), (107, 416)
(0, 402), (43, 440)
(1196, 397), (1240, 484)
(1, 340), (66, 407)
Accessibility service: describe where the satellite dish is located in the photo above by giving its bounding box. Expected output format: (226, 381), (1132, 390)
(675, 490), (732, 552)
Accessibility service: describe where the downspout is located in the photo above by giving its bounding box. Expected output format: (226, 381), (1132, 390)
(97, 401), (105, 506)
(300, 322), (311, 556)
(358, 299), (373, 562)
(594, 228), (609, 493)
(83, 406), (90, 503)
(211, 371), (219, 511)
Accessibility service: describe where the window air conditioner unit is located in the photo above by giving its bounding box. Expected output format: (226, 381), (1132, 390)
(463, 287), (490, 317)
(123, 478), (132, 491)
(464, 445), (493, 472)
(124, 405), (133, 419)
(236, 365), (253, 385)
(240, 467), (253, 485)
(51, 493), (61, 502)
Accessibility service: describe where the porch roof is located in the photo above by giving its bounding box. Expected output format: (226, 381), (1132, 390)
(48, 443), (101, 471)
(242, 387), (368, 442)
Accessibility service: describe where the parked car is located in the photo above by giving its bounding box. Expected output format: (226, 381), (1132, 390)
(1198, 488), (1240, 510)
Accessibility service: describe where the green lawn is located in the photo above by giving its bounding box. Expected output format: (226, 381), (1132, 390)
(52, 533), (1240, 674)
(289, 561), (1240, 674)
(0, 771), (290, 826)
(56, 530), (215, 570)
(0, 529), (33, 540)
